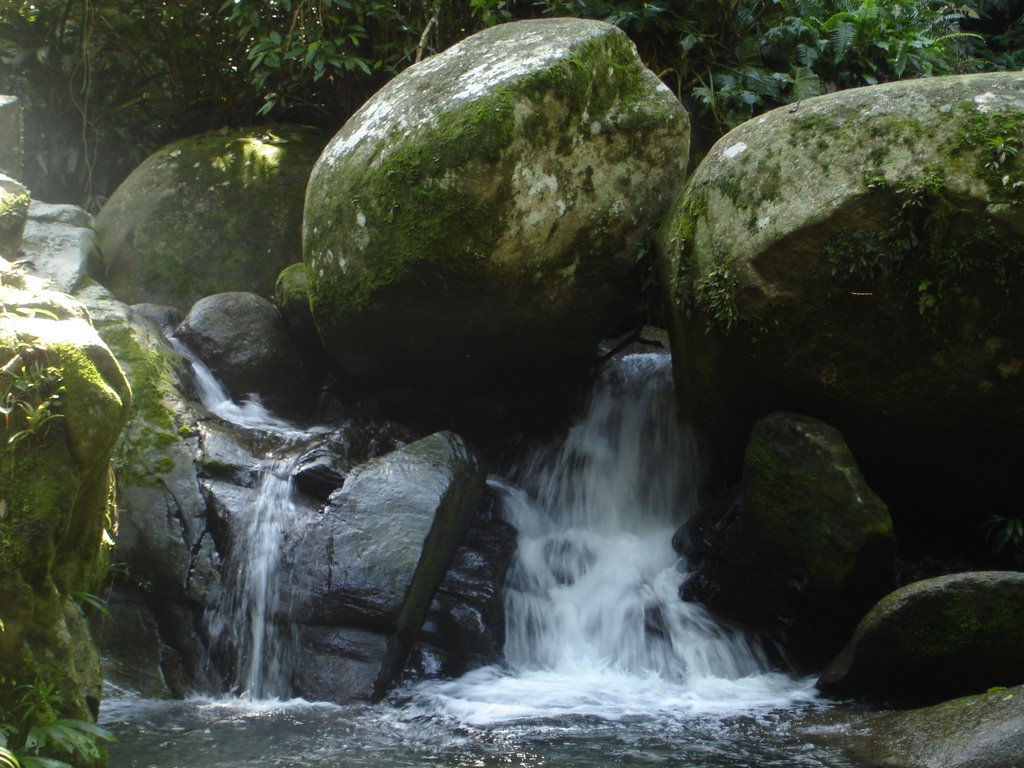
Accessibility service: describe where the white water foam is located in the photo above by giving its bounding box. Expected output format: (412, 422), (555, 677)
(410, 353), (815, 724)
(169, 335), (296, 433)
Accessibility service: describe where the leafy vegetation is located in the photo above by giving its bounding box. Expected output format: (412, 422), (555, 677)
(0, 0), (1018, 209)
(0, 680), (114, 768)
(987, 515), (1024, 564)
(0, 350), (65, 450)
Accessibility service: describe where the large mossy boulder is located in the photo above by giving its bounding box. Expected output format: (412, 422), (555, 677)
(817, 571), (1024, 705)
(677, 412), (896, 669)
(304, 18), (690, 381)
(0, 261), (131, 727)
(816, 684), (1024, 768)
(95, 125), (325, 311)
(656, 73), (1024, 532)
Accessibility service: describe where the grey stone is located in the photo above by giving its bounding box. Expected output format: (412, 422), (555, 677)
(304, 18), (690, 380)
(678, 411), (896, 670)
(817, 571), (1024, 705)
(175, 291), (312, 409)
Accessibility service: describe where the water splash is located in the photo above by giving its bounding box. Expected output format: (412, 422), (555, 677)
(411, 353), (801, 723)
(168, 334), (306, 698)
(206, 459), (303, 699)
(169, 335), (296, 433)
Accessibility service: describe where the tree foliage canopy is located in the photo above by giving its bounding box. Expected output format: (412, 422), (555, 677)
(0, 0), (1018, 210)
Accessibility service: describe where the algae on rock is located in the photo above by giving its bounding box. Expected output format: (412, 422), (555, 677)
(0, 261), (131, 735)
(304, 18), (690, 381)
(655, 72), (1024, 538)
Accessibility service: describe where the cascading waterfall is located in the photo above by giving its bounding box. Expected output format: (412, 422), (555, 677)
(415, 352), (794, 723)
(171, 336), (305, 699)
(206, 460), (303, 699)
(104, 347), (834, 768)
(501, 352), (767, 681)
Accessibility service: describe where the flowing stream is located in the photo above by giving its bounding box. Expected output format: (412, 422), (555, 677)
(103, 351), (856, 767)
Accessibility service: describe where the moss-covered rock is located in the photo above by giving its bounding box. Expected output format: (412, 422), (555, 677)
(0, 174), (29, 260)
(273, 262), (321, 356)
(0, 261), (130, 733)
(677, 412), (896, 670)
(95, 125), (325, 311)
(304, 18), (690, 381)
(817, 571), (1024, 704)
(656, 73), (1024, 538)
(816, 684), (1024, 768)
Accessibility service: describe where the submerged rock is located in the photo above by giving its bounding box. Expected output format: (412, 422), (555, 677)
(656, 72), (1024, 534)
(817, 571), (1024, 705)
(95, 125), (324, 310)
(677, 412), (896, 669)
(304, 18), (689, 382)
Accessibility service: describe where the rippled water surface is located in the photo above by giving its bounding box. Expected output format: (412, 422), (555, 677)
(102, 676), (857, 768)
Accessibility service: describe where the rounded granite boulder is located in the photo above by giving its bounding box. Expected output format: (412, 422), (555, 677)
(817, 571), (1024, 705)
(95, 125), (325, 310)
(656, 72), (1024, 523)
(303, 18), (690, 380)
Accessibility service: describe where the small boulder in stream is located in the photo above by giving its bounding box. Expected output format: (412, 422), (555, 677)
(303, 18), (690, 382)
(817, 571), (1024, 705)
(175, 291), (313, 410)
(677, 411), (896, 670)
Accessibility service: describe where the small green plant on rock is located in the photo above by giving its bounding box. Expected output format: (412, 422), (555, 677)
(695, 264), (739, 332)
(0, 350), (65, 449)
(0, 679), (114, 768)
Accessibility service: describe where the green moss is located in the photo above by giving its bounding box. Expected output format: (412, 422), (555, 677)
(97, 126), (323, 309)
(91, 314), (187, 486)
(824, 160), (1024, 337)
(0, 189), (29, 258)
(152, 456), (175, 474)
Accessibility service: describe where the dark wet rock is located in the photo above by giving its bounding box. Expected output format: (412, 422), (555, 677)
(817, 571), (1024, 705)
(176, 291), (311, 409)
(677, 411), (896, 670)
(286, 431), (487, 701)
(293, 627), (392, 703)
(96, 587), (172, 699)
(291, 438), (354, 499)
(407, 491), (518, 679)
(295, 432), (486, 632)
